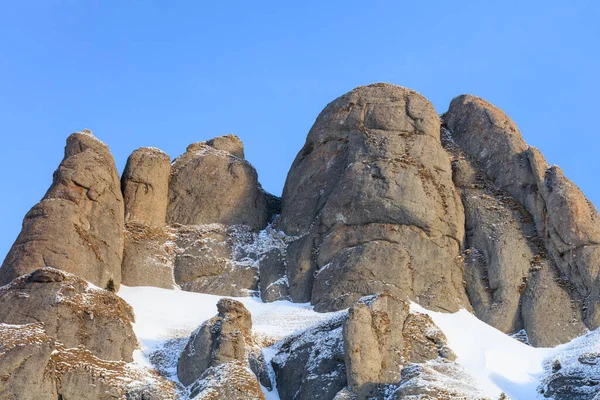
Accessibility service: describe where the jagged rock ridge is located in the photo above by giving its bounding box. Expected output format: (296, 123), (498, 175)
(0, 83), (598, 399)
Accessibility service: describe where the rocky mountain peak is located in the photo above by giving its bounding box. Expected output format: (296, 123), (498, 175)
(1, 83), (598, 399)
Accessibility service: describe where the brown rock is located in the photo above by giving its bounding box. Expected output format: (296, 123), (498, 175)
(206, 134), (245, 159)
(0, 267), (137, 361)
(122, 147), (171, 226)
(278, 84), (469, 312)
(0, 323), (176, 400)
(121, 222), (177, 289)
(167, 137), (269, 230)
(343, 293), (409, 398)
(177, 298), (254, 386)
(444, 95), (599, 341)
(0, 130), (124, 290)
(0, 323), (57, 400)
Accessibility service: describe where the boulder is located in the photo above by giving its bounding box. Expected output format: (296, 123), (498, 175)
(206, 134), (245, 159)
(272, 314), (347, 400)
(390, 361), (489, 399)
(167, 136), (269, 230)
(177, 298), (254, 386)
(187, 361), (266, 400)
(278, 83), (469, 312)
(0, 130), (124, 290)
(121, 147), (170, 226)
(0, 267), (137, 362)
(258, 248), (290, 302)
(121, 222), (177, 289)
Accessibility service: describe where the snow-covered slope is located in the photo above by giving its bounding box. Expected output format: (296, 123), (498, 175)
(119, 285), (598, 400)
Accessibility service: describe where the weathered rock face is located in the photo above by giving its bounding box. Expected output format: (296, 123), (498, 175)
(0, 323), (57, 400)
(121, 222), (177, 289)
(177, 298), (254, 387)
(174, 224), (259, 296)
(187, 361), (266, 400)
(0, 323), (176, 400)
(343, 294), (456, 398)
(444, 96), (594, 345)
(278, 83), (469, 312)
(122, 147), (171, 226)
(0, 130), (124, 290)
(444, 133), (587, 346)
(343, 294), (409, 397)
(272, 314), (348, 400)
(390, 362), (489, 400)
(167, 137), (269, 230)
(0, 267), (137, 362)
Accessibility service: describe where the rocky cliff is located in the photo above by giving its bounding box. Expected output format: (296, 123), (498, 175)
(0, 83), (598, 399)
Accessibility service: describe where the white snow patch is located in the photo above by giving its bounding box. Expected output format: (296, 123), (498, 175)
(411, 303), (554, 399)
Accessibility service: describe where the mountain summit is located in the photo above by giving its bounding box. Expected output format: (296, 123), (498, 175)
(1, 83), (598, 399)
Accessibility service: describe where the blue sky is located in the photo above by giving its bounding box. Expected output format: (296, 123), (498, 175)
(1, 1), (599, 261)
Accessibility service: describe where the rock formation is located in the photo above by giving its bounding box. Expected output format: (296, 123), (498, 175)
(277, 84), (469, 312)
(168, 136), (269, 230)
(122, 147), (171, 226)
(0, 267), (137, 361)
(177, 298), (259, 388)
(0, 323), (176, 400)
(1, 83), (600, 399)
(443, 96), (591, 345)
(0, 130), (124, 290)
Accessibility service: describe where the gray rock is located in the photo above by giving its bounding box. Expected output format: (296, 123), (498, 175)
(177, 298), (254, 387)
(0, 267), (137, 362)
(167, 137), (269, 230)
(272, 314), (347, 400)
(173, 224), (259, 296)
(258, 249), (290, 302)
(0, 130), (125, 290)
(121, 147), (170, 227)
(444, 95), (598, 342)
(278, 83), (469, 312)
(389, 361), (489, 399)
(187, 361), (266, 400)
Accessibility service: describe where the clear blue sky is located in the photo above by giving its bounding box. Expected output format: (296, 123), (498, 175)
(1, 1), (599, 262)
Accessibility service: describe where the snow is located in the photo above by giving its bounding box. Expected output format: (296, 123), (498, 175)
(411, 303), (555, 399)
(118, 285), (600, 400)
(118, 285), (340, 395)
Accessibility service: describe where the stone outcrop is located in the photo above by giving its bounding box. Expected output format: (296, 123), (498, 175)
(390, 362), (489, 399)
(0, 130), (124, 290)
(0, 267), (137, 362)
(0, 323), (57, 400)
(186, 361), (266, 400)
(0, 323), (176, 400)
(122, 147), (171, 226)
(278, 83), (469, 312)
(167, 136), (269, 230)
(177, 298), (255, 386)
(444, 96), (593, 345)
(343, 294), (456, 398)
